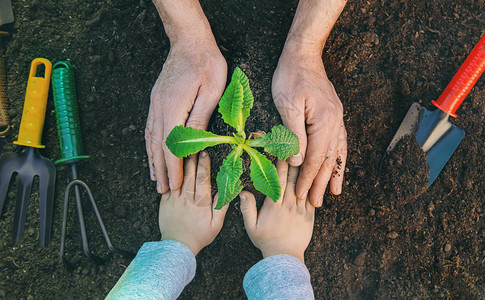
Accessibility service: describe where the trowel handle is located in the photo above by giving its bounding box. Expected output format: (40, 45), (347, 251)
(14, 58), (52, 148)
(51, 61), (89, 165)
(432, 34), (485, 118)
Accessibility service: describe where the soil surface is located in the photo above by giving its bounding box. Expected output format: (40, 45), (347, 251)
(1, 0), (484, 299)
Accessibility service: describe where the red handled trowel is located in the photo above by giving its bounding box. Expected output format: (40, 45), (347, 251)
(387, 34), (485, 185)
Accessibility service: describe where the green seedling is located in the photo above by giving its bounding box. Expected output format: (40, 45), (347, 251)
(166, 67), (299, 209)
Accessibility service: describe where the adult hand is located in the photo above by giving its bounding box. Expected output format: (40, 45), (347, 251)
(240, 161), (315, 263)
(145, 36), (227, 194)
(159, 151), (229, 256)
(272, 43), (347, 207)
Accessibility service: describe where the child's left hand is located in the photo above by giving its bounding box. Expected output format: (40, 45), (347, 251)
(159, 151), (229, 256)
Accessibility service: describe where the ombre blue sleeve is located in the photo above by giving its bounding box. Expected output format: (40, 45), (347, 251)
(243, 254), (314, 299)
(106, 240), (196, 300)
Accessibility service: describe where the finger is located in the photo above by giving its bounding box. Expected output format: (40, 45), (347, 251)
(284, 166), (300, 205)
(295, 121), (335, 199)
(145, 109), (156, 182)
(195, 151), (212, 206)
(182, 155), (198, 200)
(274, 160), (289, 206)
(160, 191), (171, 204)
(330, 125), (347, 195)
(308, 139), (338, 207)
(151, 118), (169, 194)
(163, 118), (186, 191)
(239, 191), (258, 232)
(274, 94), (307, 166)
(185, 86), (221, 130)
(212, 193), (229, 228)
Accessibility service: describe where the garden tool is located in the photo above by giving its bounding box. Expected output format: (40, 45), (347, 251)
(0, 58), (55, 246)
(0, 0), (14, 26)
(0, 31), (10, 136)
(386, 34), (485, 185)
(52, 61), (131, 265)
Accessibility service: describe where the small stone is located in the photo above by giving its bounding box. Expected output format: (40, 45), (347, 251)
(26, 227), (35, 236)
(128, 125), (136, 131)
(444, 243), (452, 253)
(387, 232), (399, 239)
(356, 169), (365, 178)
(121, 127), (129, 135)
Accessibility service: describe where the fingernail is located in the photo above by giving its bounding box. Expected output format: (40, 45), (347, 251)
(201, 151), (208, 158)
(240, 194), (246, 201)
(149, 168), (155, 181)
(169, 179), (173, 190)
(317, 196), (323, 207)
(290, 153), (303, 165)
(336, 185), (342, 195)
(156, 182), (162, 194)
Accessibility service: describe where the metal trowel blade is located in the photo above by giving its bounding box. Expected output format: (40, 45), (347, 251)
(387, 102), (465, 186)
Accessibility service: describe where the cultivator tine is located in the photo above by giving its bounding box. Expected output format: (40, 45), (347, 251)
(38, 167), (56, 246)
(60, 179), (134, 267)
(13, 174), (33, 245)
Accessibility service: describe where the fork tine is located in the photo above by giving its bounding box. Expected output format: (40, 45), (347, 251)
(0, 153), (18, 215)
(38, 166), (55, 246)
(0, 168), (13, 215)
(13, 174), (33, 245)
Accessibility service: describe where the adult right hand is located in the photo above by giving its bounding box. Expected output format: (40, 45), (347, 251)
(145, 36), (227, 194)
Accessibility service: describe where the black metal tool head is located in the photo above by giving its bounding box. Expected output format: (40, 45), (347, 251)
(0, 146), (56, 246)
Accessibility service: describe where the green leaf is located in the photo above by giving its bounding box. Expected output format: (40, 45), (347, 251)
(243, 145), (281, 202)
(215, 148), (244, 209)
(166, 125), (236, 158)
(246, 125), (300, 160)
(218, 67), (254, 135)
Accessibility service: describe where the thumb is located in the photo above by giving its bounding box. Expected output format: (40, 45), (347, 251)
(212, 193), (229, 227)
(239, 191), (257, 231)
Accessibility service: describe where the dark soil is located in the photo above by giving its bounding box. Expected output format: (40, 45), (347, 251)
(0, 0), (484, 299)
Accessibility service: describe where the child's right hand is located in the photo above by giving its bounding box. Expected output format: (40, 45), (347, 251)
(239, 161), (315, 263)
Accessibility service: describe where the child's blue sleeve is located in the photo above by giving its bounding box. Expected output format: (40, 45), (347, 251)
(243, 254), (314, 299)
(105, 240), (196, 300)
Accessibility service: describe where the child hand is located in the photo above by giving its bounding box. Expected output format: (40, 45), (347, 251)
(240, 161), (315, 263)
(159, 151), (229, 256)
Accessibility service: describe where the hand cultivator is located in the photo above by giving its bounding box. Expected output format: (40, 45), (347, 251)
(0, 58), (56, 246)
(52, 61), (131, 265)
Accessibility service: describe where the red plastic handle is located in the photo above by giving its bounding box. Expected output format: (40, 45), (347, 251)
(432, 34), (485, 117)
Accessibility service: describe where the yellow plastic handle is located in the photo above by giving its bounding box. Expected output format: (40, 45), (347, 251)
(13, 58), (52, 148)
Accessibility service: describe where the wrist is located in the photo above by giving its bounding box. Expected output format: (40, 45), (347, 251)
(282, 35), (325, 59)
(153, 0), (216, 45)
(262, 249), (305, 264)
(162, 236), (202, 256)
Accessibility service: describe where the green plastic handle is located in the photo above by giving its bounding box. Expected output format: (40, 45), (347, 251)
(51, 61), (89, 165)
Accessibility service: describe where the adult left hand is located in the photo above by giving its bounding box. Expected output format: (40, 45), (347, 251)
(272, 45), (347, 207)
